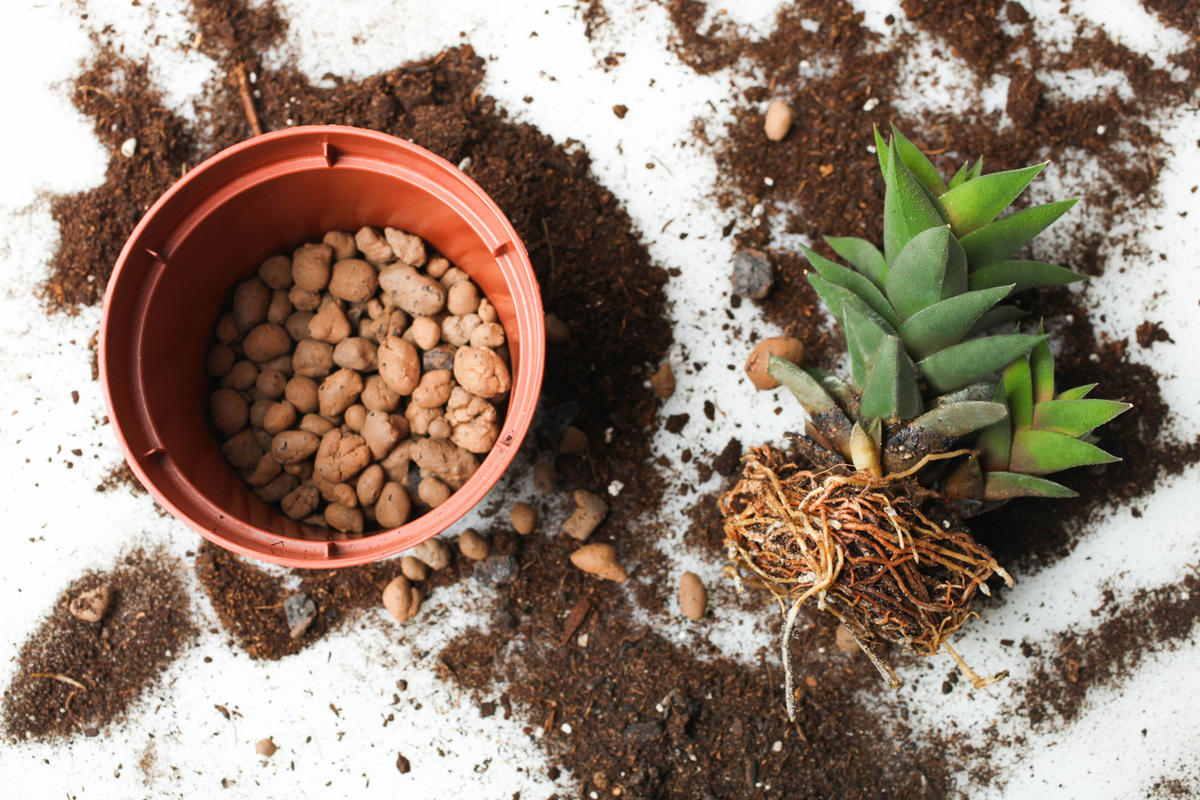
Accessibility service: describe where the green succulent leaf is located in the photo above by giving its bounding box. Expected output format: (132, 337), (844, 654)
(859, 335), (922, 420)
(960, 199), (1079, 268)
(807, 274), (898, 335)
(1056, 383), (1098, 401)
(805, 367), (856, 412)
(885, 226), (968, 319)
(883, 139), (950, 263)
(842, 303), (894, 386)
(968, 259), (1086, 293)
(1032, 399), (1132, 437)
(874, 125), (889, 175)
(1030, 332), (1055, 403)
(890, 125), (948, 196)
(898, 285), (1014, 358)
(947, 161), (972, 191)
(1009, 428), (1120, 475)
(801, 244), (901, 328)
(824, 236), (889, 289)
(1003, 355), (1035, 429)
(940, 162), (1047, 236)
(905, 401), (1009, 439)
(918, 333), (1047, 394)
(984, 471), (1078, 500)
(966, 156), (984, 181)
(768, 355), (837, 416)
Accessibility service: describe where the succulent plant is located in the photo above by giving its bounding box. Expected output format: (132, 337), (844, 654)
(719, 126), (1129, 714)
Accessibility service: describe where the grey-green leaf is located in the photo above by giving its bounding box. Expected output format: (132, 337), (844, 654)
(918, 333), (1047, 394)
(883, 139), (950, 263)
(965, 305), (1028, 337)
(983, 471), (1078, 500)
(825, 236), (889, 289)
(898, 285), (1013, 358)
(968, 260), (1086, 293)
(801, 244), (901, 328)
(905, 401), (1009, 439)
(859, 336), (922, 420)
(960, 199), (1079, 268)
(940, 162), (1047, 235)
(843, 303), (894, 387)
(885, 226), (968, 319)
(1032, 399), (1131, 437)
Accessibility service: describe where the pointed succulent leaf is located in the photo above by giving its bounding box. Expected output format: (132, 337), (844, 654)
(905, 401), (1009, 440)
(1002, 355), (1034, 429)
(874, 125), (889, 175)
(898, 285), (1013, 358)
(1032, 399), (1132, 437)
(768, 355), (836, 416)
(1056, 383), (1098, 401)
(801, 244), (901, 328)
(947, 161), (971, 191)
(859, 335), (922, 421)
(984, 471), (1078, 500)
(918, 334), (1047, 394)
(806, 367), (858, 416)
(883, 139), (949, 263)
(966, 304), (1028, 338)
(1030, 332), (1055, 403)
(807, 274), (897, 335)
(825, 236), (889, 289)
(885, 226), (968, 319)
(1009, 428), (1120, 475)
(940, 162), (1047, 235)
(843, 303), (894, 386)
(865, 417), (883, 450)
(770, 356), (855, 459)
(960, 199), (1079, 268)
(977, 380), (1013, 470)
(968, 259), (1085, 293)
(889, 125), (948, 196)
(934, 382), (997, 405)
(966, 156), (984, 181)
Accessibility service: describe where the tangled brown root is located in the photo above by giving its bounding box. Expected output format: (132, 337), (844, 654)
(719, 446), (1012, 714)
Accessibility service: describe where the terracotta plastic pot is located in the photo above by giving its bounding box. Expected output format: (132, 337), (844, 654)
(100, 125), (544, 568)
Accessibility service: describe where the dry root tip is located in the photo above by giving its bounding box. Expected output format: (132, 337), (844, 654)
(942, 639), (1008, 690)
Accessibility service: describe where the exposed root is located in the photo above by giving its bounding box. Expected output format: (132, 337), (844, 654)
(720, 446), (1011, 709)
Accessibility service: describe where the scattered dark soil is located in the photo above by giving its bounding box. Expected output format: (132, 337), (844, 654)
(2, 551), (196, 741)
(1019, 572), (1200, 726)
(1136, 320), (1174, 348)
(439, 528), (951, 799)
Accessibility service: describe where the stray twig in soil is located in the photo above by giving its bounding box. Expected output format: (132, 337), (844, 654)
(232, 64), (263, 137)
(30, 672), (87, 691)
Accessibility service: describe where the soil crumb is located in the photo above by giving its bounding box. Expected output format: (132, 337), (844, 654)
(2, 551), (196, 741)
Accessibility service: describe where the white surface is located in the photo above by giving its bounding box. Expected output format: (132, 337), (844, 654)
(1, 1), (1198, 797)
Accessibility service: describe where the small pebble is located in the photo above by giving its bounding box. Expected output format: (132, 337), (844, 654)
(532, 461), (557, 494)
(382, 575), (415, 622)
(607, 480), (624, 497)
(120, 137), (137, 158)
(678, 572), (707, 621)
(459, 528), (489, 560)
(256, 737), (277, 757)
(283, 593), (316, 639)
(401, 556), (428, 582)
(862, 97), (879, 112)
(396, 752), (412, 774)
(559, 426), (589, 454)
(771, 740), (783, 753)
(731, 248), (774, 300)
(763, 100), (794, 141)
(649, 362), (675, 399)
(510, 502), (537, 534)
(570, 543), (627, 582)
(413, 538), (451, 570)
(68, 584), (112, 623)
(744, 336), (805, 390)
(563, 490), (609, 541)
